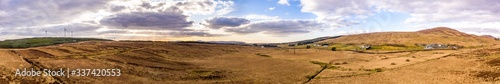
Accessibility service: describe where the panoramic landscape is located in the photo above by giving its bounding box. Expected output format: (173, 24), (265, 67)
(1, 0), (500, 84)
(1, 27), (500, 83)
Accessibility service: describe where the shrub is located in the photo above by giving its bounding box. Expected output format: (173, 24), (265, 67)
(364, 68), (383, 72)
(331, 47), (337, 51)
(334, 63), (341, 65)
(255, 53), (270, 57)
(327, 66), (339, 69)
(306, 45), (311, 49)
(342, 62), (348, 64)
(391, 62), (396, 65)
(381, 57), (389, 60)
(374, 68), (383, 72)
(406, 59), (410, 62)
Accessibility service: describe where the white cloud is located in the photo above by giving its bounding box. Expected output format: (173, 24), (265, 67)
(301, 0), (500, 23)
(381, 0), (500, 24)
(225, 19), (328, 36)
(269, 7), (275, 11)
(244, 14), (279, 20)
(278, 0), (290, 6)
(0, 0), (111, 28)
(215, 0), (235, 15)
(300, 0), (373, 22)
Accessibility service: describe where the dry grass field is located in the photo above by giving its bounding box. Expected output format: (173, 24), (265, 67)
(1, 27), (500, 84)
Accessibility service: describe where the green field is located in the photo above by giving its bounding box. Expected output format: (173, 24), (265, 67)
(0, 37), (111, 48)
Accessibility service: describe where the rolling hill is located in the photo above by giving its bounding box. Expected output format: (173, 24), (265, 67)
(0, 37), (111, 48)
(318, 27), (498, 47)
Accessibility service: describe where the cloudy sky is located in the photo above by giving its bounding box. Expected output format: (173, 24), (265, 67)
(0, 0), (499, 43)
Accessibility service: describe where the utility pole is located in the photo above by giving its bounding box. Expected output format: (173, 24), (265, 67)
(45, 31), (47, 38)
(71, 31), (73, 37)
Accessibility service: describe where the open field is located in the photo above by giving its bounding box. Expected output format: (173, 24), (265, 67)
(0, 40), (499, 83)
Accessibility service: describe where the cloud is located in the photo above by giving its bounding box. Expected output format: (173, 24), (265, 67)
(374, 0), (500, 23)
(0, 23), (101, 37)
(99, 7), (194, 31)
(166, 31), (227, 37)
(200, 16), (327, 36)
(278, 0), (290, 6)
(0, 0), (111, 28)
(269, 7), (275, 11)
(0, 0), (235, 39)
(244, 14), (279, 20)
(300, 0), (500, 24)
(172, 0), (234, 15)
(224, 19), (327, 36)
(109, 5), (127, 12)
(201, 17), (251, 29)
(300, 0), (372, 21)
(214, 0), (235, 15)
(98, 1), (232, 37)
(96, 29), (129, 35)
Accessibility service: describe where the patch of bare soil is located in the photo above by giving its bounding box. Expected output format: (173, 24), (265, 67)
(486, 58), (500, 66)
(475, 71), (500, 81)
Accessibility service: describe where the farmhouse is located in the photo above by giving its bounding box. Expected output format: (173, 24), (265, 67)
(424, 44), (450, 49)
(359, 45), (371, 50)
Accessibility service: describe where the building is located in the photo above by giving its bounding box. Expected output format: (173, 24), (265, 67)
(424, 44), (449, 50)
(359, 45), (371, 50)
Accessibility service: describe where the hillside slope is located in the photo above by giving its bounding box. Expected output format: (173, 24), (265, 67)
(0, 37), (111, 48)
(318, 27), (498, 46)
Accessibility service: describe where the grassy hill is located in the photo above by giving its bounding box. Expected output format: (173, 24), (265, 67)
(0, 37), (111, 48)
(318, 27), (498, 47)
(285, 36), (342, 45)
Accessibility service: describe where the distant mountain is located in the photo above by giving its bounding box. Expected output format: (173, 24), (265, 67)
(318, 27), (498, 47)
(205, 41), (246, 44)
(174, 40), (247, 45)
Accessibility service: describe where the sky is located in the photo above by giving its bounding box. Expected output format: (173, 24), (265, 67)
(0, 0), (500, 43)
